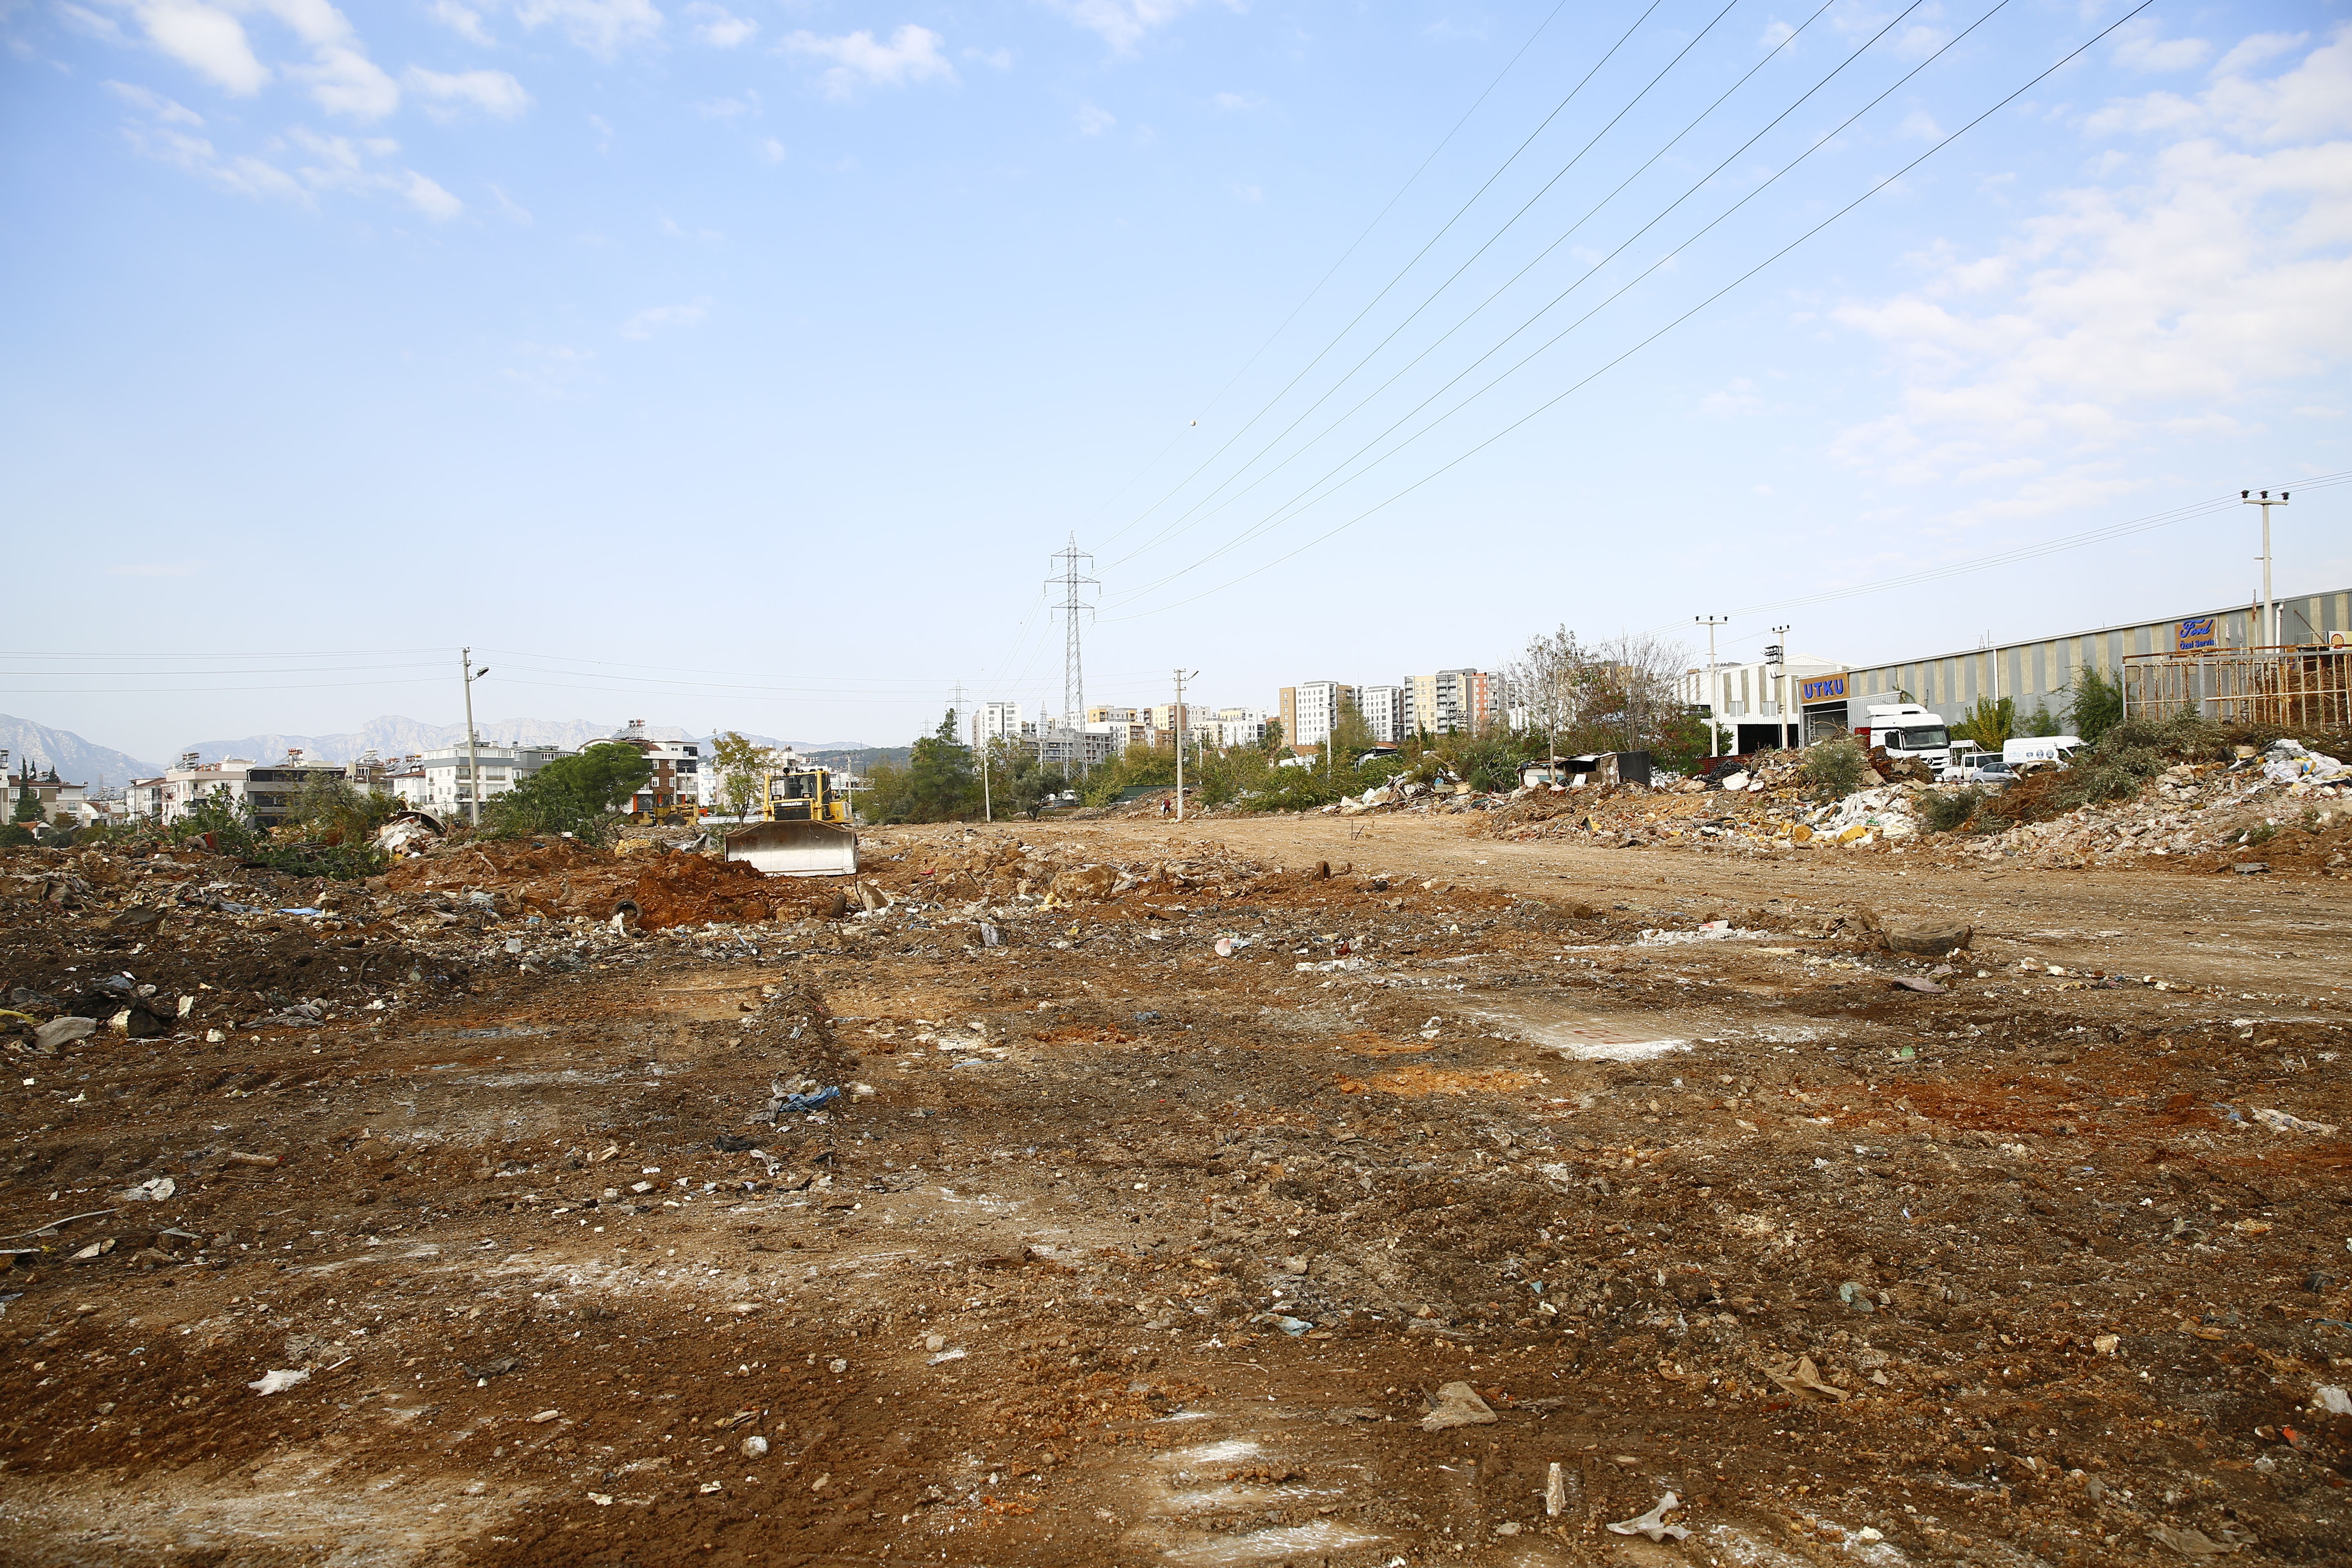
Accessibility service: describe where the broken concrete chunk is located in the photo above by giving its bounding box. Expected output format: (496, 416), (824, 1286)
(1420, 1381), (1498, 1431)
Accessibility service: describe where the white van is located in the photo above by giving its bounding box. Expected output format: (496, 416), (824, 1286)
(2003, 735), (2082, 768)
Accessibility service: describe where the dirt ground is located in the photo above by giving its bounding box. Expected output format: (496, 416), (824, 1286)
(3, 812), (2349, 1568)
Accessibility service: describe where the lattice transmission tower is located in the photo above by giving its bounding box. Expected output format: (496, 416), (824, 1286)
(1046, 535), (1098, 735)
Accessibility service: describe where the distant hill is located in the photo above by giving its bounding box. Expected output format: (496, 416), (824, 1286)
(181, 716), (691, 765)
(0, 715), (165, 787)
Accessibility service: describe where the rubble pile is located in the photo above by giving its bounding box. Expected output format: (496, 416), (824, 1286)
(383, 837), (804, 929)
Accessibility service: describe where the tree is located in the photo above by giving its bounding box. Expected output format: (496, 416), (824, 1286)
(709, 731), (777, 817)
(483, 743), (652, 840)
(1953, 696), (2017, 751)
(903, 710), (978, 822)
(2067, 666), (2123, 744)
(9, 783), (42, 824)
(1503, 624), (1584, 760)
(289, 772), (400, 844)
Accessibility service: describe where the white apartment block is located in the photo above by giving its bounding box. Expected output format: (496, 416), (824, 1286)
(1358, 685), (1408, 744)
(391, 741), (569, 816)
(975, 702), (1023, 743)
(1281, 682), (1357, 748)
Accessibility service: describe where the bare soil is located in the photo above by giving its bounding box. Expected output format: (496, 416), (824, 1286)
(3, 813), (2348, 1568)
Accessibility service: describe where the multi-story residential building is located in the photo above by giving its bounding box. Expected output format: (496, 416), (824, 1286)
(1278, 682), (1358, 749)
(122, 776), (166, 823)
(243, 748), (356, 831)
(976, 702), (1024, 743)
(1358, 685), (1408, 744)
(1409, 669), (1492, 735)
(158, 754), (255, 823)
(391, 740), (569, 817)
(6, 763), (86, 825)
(604, 720), (702, 814)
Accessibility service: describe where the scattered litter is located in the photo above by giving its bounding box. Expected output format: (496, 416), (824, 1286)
(2252, 1108), (2340, 1136)
(1420, 1381), (1498, 1431)
(1607, 1492), (1690, 1542)
(1888, 976), (1946, 994)
(123, 1176), (176, 1202)
(1764, 1355), (1851, 1401)
(248, 1369), (309, 1396)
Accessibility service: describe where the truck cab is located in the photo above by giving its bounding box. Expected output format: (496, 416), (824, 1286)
(1857, 703), (1952, 769)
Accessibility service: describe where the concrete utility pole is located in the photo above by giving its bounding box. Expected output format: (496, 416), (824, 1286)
(460, 648), (490, 828)
(1695, 616), (1728, 759)
(1173, 669), (1197, 822)
(1768, 626), (1791, 749)
(972, 710), (991, 823)
(2242, 490), (2289, 646)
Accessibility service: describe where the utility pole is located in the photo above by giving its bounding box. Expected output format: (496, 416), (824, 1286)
(2242, 490), (2289, 646)
(1766, 627), (1791, 750)
(1173, 669), (1197, 822)
(460, 648), (490, 828)
(1695, 616), (1728, 759)
(972, 709), (992, 823)
(1047, 537), (1099, 774)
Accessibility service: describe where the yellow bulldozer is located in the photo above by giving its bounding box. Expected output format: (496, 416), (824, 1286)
(721, 764), (859, 877)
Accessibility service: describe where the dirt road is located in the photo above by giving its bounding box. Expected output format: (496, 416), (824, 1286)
(3, 815), (2346, 1567)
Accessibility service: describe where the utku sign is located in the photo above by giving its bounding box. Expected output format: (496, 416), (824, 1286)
(1799, 673), (1850, 704)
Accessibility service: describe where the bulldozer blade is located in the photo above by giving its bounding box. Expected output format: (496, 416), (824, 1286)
(723, 821), (859, 878)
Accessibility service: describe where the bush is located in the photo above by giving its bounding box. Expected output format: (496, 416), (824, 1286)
(2069, 667), (2123, 744)
(0, 823), (33, 849)
(1800, 737), (1871, 798)
(1920, 786), (1984, 833)
(483, 743), (652, 841)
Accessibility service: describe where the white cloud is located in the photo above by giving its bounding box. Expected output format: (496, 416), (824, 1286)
(1757, 19), (1794, 51)
(489, 182), (533, 223)
(1699, 379), (1768, 417)
(964, 44), (1012, 70)
(783, 24), (952, 100)
(125, 121), (307, 201)
(622, 302), (707, 339)
(427, 0), (494, 44)
(292, 42), (398, 119)
(402, 169), (463, 220)
(1232, 182), (1260, 201)
(1051, 0), (1198, 54)
(1896, 109), (1942, 141)
(1824, 32), (2352, 494)
(683, 2), (753, 47)
(405, 65), (532, 119)
(106, 78), (204, 123)
(2110, 21), (2209, 74)
(2213, 32), (2306, 78)
(1076, 101), (1114, 136)
(514, 0), (663, 57)
(757, 136), (786, 162)
(691, 94), (754, 118)
(1212, 90), (1264, 112)
(131, 0), (270, 94)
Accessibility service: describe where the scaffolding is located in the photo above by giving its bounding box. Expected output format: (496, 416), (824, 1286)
(2122, 644), (2352, 727)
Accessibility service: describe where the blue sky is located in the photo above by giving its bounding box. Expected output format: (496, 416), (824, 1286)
(3, 0), (2347, 761)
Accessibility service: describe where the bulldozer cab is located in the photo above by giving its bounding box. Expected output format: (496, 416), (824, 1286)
(761, 767), (847, 824)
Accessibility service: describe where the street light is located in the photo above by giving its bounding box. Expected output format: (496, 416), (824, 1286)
(461, 648), (491, 828)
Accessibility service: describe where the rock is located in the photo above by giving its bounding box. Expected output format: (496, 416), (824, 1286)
(741, 1434), (770, 1459)
(1049, 864), (1117, 902)
(1884, 920), (1971, 956)
(1420, 1381), (1497, 1431)
(2230, 861), (2269, 875)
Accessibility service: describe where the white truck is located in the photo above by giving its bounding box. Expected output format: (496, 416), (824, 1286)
(1856, 703), (1953, 770)
(2003, 735), (2082, 769)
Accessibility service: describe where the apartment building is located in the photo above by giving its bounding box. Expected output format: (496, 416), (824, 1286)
(390, 740), (570, 816)
(1408, 669), (1492, 735)
(1357, 685), (1408, 744)
(975, 702), (1023, 743)
(604, 720), (702, 814)
(243, 748), (358, 831)
(1278, 682), (1358, 748)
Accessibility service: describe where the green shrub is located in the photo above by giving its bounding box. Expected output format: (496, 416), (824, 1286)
(1800, 737), (1871, 798)
(1920, 786), (1984, 833)
(2068, 667), (2123, 744)
(0, 823), (32, 848)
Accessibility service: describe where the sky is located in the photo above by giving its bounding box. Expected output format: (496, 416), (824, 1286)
(3, 0), (2348, 763)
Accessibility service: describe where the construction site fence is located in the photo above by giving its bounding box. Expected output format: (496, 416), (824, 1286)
(2121, 644), (2352, 728)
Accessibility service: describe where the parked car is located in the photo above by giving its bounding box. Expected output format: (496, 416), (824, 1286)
(1941, 749), (1999, 783)
(1967, 760), (2018, 787)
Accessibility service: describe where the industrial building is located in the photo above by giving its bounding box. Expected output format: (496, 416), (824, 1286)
(1684, 587), (2352, 751)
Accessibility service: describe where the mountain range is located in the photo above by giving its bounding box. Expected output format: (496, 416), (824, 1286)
(0, 715), (164, 786)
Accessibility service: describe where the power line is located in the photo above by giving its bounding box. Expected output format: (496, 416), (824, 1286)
(1107, 0), (2008, 612)
(1099, 0), (2160, 622)
(1095, 0), (1678, 554)
(1109, 0), (1893, 575)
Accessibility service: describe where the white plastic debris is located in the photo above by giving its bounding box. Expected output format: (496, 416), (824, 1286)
(248, 1368), (310, 1396)
(2253, 1107), (2341, 1136)
(2318, 1386), (2352, 1416)
(1607, 1491), (1690, 1542)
